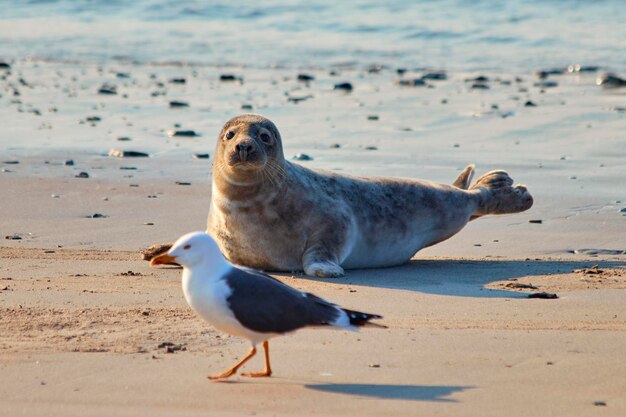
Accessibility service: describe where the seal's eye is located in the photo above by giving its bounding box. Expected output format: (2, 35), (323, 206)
(183, 244), (191, 250)
(259, 133), (271, 144)
(225, 131), (235, 140)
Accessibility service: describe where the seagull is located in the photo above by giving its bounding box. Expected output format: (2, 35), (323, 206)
(150, 231), (384, 380)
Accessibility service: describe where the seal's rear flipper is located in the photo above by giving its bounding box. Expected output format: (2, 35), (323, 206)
(142, 242), (176, 264)
(470, 170), (533, 219)
(452, 164), (475, 189)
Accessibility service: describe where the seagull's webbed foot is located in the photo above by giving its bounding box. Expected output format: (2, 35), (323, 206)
(208, 345), (258, 381)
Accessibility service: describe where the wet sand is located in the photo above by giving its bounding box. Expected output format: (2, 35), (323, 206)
(1, 59), (626, 416)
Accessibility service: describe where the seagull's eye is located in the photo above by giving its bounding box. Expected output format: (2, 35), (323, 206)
(225, 131), (235, 140)
(183, 244), (191, 250)
(259, 132), (271, 144)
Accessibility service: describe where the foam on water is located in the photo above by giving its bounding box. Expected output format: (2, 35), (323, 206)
(1, 0), (625, 71)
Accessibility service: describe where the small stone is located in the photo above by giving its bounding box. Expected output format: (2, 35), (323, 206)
(534, 68), (565, 78)
(466, 75), (490, 83)
(64, 159), (74, 166)
(471, 83), (490, 90)
(596, 73), (626, 89)
(534, 81), (558, 88)
(241, 104), (253, 110)
(367, 115), (379, 121)
(329, 143), (341, 149)
(192, 153), (210, 159)
(117, 136), (131, 141)
(169, 78), (186, 84)
(2, 160), (19, 164)
(0, 62), (11, 70)
(120, 166), (137, 170)
(109, 149), (149, 158)
(368, 363), (381, 368)
(524, 100), (537, 107)
(167, 130), (200, 137)
(334, 82), (353, 92)
(87, 213), (108, 218)
(421, 71), (447, 80)
(116, 72), (131, 78)
(297, 74), (315, 82)
(169, 100), (189, 108)
(85, 116), (101, 122)
(219, 74), (238, 82)
(287, 95), (313, 103)
(529, 219), (543, 224)
(364, 146), (378, 150)
(5, 234), (22, 240)
(397, 78), (426, 87)
(144, 222), (154, 226)
(75, 172), (90, 178)
(51, 194), (60, 198)
(175, 181), (191, 186)
(528, 292), (558, 299)
(98, 85), (117, 95)
(567, 65), (599, 73)
(593, 401), (607, 407)
(293, 153), (313, 161)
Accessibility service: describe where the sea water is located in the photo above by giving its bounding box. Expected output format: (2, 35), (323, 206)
(2, 0), (625, 72)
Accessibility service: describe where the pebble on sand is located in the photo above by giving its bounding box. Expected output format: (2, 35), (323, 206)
(334, 82), (353, 92)
(167, 130), (200, 138)
(596, 73), (626, 88)
(109, 149), (149, 158)
(75, 172), (90, 178)
(98, 84), (117, 95)
(86, 213), (108, 218)
(169, 101), (189, 108)
(175, 181), (191, 186)
(397, 79), (426, 87)
(528, 292), (558, 299)
(192, 153), (210, 159)
(293, 153), (313, 161)
(297, 74), (315, 82)
(169, 78), (186, 84)
(219, 74), (242, 82)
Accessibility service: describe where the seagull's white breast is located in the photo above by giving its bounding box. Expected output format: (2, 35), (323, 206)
(181, 266), (268, 344)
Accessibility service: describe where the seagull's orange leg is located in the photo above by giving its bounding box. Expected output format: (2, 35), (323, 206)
(242, 341), (272, 377)
(208, 346), (257, 380)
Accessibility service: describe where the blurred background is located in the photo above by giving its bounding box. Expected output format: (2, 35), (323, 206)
(3, 0), (625, 72)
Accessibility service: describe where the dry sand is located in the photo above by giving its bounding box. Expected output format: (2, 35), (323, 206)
(1, 60), (625, 416)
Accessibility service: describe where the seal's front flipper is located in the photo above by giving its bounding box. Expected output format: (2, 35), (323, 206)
(452, 164), (475, 190)
(303, 244), (345, 278)
(470, 170), (533, 218)
(304, 260), (345, 278)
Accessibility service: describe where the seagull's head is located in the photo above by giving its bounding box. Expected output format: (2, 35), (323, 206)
(150, 232), (225, 269)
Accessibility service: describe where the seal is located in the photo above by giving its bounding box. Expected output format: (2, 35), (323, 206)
(145, 114), (533, 278)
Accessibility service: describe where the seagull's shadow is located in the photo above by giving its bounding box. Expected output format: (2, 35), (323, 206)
(305, 383), (470, 402)
(277, 259), (626, 298)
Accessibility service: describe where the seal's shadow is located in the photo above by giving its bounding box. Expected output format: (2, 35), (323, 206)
(305, 383), (470, 402)
(280, 259), (625, 298)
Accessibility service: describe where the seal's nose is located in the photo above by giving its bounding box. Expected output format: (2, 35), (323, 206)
(236, 142), (253, 161)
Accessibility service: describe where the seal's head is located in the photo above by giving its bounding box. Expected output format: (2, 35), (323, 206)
(215, 114), (285, 183)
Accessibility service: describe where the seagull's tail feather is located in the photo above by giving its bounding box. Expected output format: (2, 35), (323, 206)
(340, 308), (386, 329)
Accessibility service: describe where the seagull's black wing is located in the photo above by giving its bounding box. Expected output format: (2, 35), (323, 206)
(224, 267), (341, 334)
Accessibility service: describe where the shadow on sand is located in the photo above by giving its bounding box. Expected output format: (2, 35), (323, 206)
(305, 383), (470, 402)
(282, 259), (625, 298)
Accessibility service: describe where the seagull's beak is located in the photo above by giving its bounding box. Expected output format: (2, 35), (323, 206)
(149, 253), (178, 267)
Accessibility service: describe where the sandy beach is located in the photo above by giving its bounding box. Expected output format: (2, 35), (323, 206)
(2, 2), (626, 411)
